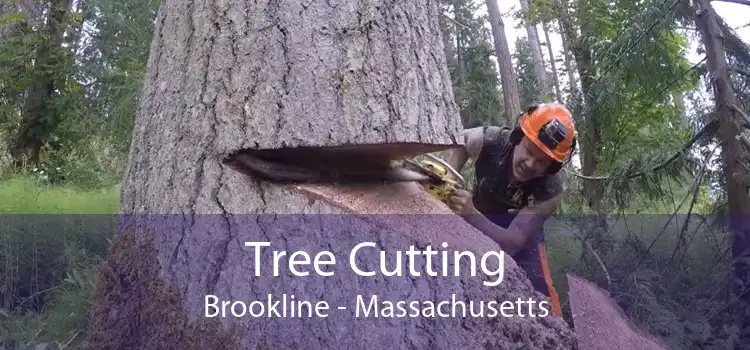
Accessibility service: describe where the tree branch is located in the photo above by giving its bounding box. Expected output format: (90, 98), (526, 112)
(565, 119), (719, 181)
(440, 12), (471, 30)
(712, 0), (750, 6)
(731, 66), (750, 78)
(733, 104), (750, 127)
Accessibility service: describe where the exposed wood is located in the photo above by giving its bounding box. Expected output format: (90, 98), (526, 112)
(567, 274), (671, 350)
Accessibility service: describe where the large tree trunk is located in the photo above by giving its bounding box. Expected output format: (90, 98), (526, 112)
(519, 0), (550, 101)
(556, 1), (603, 213)
(485, 0), (521, 124)
(695, 0), (750, 345)
(85, 1), (576, 349)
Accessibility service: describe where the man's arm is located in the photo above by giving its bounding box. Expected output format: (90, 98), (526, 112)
(447, 127), (484, 174)
(502, 176), (564, 252)
(458, 177), (564, 255)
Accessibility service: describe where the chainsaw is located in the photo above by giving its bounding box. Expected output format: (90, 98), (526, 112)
(401, 153), (465, 202)
(224, 147), (466, 203)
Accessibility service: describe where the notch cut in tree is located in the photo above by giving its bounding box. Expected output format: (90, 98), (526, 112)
(87, 0), (576, 349)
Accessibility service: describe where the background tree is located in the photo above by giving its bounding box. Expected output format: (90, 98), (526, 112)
(485, 0), (521, 124)
(517, 0), (551, 101)
(441, 0), (505, 128)
(514, 36), (542, 108)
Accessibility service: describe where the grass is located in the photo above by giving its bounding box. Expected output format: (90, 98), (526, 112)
(0, 176), (120, 214)
(0, 175), (119, 349)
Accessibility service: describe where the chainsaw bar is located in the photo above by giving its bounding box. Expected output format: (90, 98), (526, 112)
(401, 158), (444, 183)
(224, 150), (432, 185)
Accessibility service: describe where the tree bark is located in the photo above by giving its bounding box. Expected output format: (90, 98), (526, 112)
(519, 0), (550, 101)
(695, 0), (750, 345)
(542, 22), (563, 102)
(117, 0), (469, 215)
(556, 1), (603, 213)
(86, 1), (576, 349)
(559, 29), (578, 102)
(485, 0), (521, 124)
(554, 1), (577, 105)
(672, 91), (687, 126)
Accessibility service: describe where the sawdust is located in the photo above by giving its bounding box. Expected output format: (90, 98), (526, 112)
(293, 182), (452, 214)
(86, 229), (242, 350)
(567, 274), (671, 350)
(292, 182), (503, 253)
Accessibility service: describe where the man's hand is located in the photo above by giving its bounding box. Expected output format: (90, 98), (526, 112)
(447, 189), (477, 215)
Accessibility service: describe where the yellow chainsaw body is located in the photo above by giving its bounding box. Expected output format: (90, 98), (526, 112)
(418, 159), (461, 202)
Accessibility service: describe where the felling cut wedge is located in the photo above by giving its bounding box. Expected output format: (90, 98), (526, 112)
(223, 146), (465, 204)
(223, 146), (432, 185)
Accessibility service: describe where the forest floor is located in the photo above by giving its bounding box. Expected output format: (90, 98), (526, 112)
(0, 176), (119, 349)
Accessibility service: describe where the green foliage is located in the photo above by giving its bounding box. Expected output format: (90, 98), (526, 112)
(544, 0), (702, 215)
(514, 37), (543, 108)
(0, 20), (40, 129)
(458, 42), (504, 127)
(81, 0), (160, 154)
(0, 0), (158, 186)
(441, 0), (504, 127)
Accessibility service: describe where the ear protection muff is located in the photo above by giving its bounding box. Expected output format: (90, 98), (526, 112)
(509, 104), (577, 174)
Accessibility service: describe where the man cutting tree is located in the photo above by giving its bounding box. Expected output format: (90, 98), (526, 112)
(445, 103), (577, 319)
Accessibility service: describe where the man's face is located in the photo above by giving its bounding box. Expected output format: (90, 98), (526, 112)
(511, 136), (555, 182)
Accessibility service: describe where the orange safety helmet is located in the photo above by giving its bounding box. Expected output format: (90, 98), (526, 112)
(510, 103), (576, 170)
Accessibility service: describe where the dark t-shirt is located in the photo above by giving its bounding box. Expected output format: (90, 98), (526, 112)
(471, 125), (563, 295)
